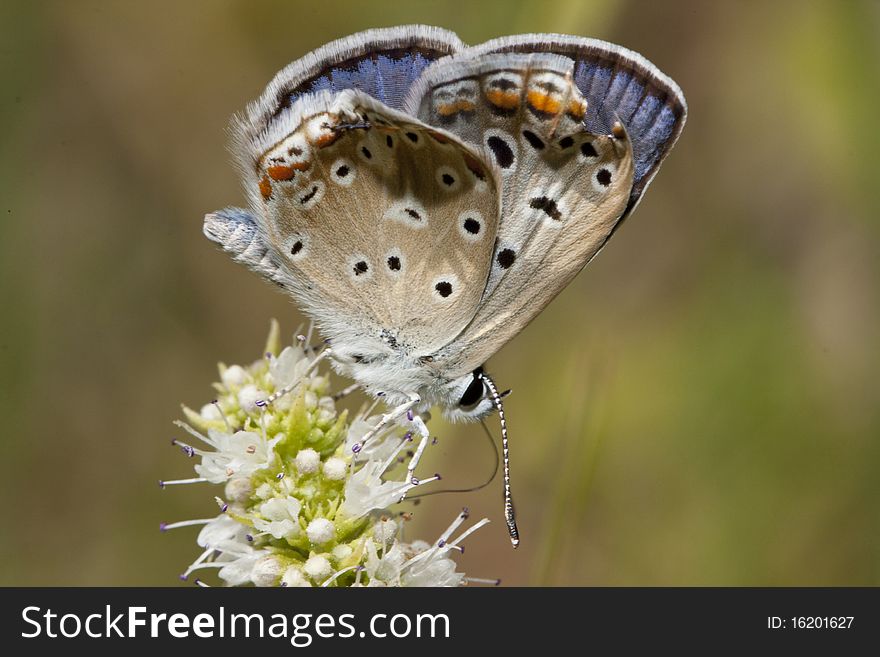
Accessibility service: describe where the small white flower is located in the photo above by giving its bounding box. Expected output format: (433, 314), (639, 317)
(282, 567), (310, 587)
(401, 554), (463, 587)
(322, 457), (347, 481)
(295, 448), (320, 474)
(401, 512), (490, 587)
(338, 435), (439, 519)
(251, 554), (285, 587)
(196, 515), (241, 549)
(221, 364), (248, 387)
(364, 539), (408, 585)
(374, 518), (398, 545)
(199, 403), (223, 422)
(303, 555), (332, 580)
(269, 345), (311, 389)
(360, 511), (490, 587)
(224, 477), (252, 504)
(332, 544), (352, 561)
(237, 384), (268, 413)
(217, 547), (266, 586)
(306, 518), (335, 545)
(193, 429), (279, 483)
(253, 496), (302, 540)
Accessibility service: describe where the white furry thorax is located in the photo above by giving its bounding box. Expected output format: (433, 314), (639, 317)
(314, 317), (487, 420)
(321, 329), (454, 407)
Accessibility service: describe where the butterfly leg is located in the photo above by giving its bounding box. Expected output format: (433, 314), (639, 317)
(331, 383), (361, 402)
(405, 415), (431, 485)
(256, 348), (332, 408)
(352, 393), (420, 454)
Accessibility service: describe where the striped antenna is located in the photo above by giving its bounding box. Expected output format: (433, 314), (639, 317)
(480, 372), (519, 548)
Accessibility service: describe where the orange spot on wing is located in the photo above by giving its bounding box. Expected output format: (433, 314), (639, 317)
(567, 99), (587, 120)
(485, 89), (520, 110)
(259, 175), (272, 200)
(436, 100), (476, 116)
(313, 131), (341, 148)
(527, 91), (561, 115)
(266, 161), (310, 181)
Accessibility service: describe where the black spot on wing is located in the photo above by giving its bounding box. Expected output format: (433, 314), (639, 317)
(486, 136), (514, 168)
(580, 142), (598, 158)
(529, 196), (562, 220)
(489, 78), (517, 90)
(300, 185), (319, 204)
(435, 281), (453, 298)
(497, 248), (516, 269)
(522, 130), (545, 150)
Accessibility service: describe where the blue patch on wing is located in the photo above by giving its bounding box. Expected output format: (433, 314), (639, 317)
(572, 59), (682, 196)
(289, 50), (437, 110)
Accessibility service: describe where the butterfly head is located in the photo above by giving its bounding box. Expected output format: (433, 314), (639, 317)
(441, 366), (497, 421)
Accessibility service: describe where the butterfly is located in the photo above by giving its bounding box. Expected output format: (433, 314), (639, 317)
(204, 25), (687, 547)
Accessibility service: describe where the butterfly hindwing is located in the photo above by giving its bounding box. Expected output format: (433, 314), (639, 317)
(471, 34), (687, 212)
(404, 52), (634, 375)
(226, 89), (500, 357)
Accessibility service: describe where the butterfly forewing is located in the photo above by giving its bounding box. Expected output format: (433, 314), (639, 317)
(246, 90), (500, 356)
(404, 53), (634, 375)
(242, 25), (465, 143)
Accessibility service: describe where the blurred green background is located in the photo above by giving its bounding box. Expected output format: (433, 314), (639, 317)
(1, 0), (878, 586)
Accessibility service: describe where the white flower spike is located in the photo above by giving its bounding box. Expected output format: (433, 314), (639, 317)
(163, 321), (494, 587)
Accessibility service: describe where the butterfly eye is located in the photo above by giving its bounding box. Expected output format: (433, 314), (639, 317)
(458, 368), (485, 409)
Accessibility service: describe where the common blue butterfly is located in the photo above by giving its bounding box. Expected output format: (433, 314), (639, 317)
(204, 26), (687, 546)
